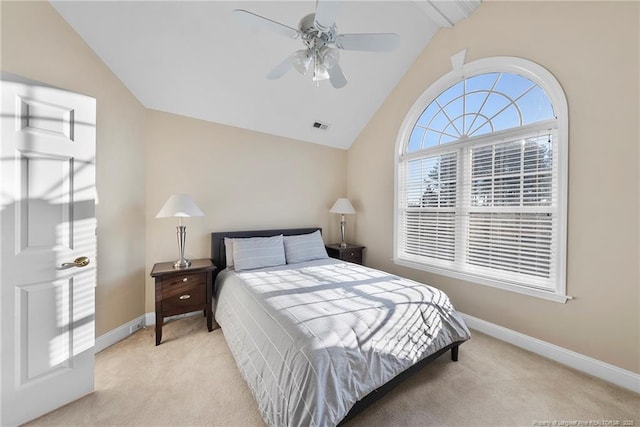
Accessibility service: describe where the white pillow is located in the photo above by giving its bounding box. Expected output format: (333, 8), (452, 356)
(232, 234), (286, 272)
(224, 237), (234, 268)
(283, 230), (328, 264)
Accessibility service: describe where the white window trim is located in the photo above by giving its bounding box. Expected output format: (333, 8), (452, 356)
(394, 55), (570, 303)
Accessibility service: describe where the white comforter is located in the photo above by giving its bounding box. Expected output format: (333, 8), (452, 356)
(215, 259), (470, 427)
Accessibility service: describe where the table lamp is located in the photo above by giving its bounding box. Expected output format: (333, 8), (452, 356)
(156, 193), (204, 268)
(329, 198), (356, 248)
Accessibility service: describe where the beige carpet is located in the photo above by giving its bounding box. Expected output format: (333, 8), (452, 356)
(27, 316), (639, 426)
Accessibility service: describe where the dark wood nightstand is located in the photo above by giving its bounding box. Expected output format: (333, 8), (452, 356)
(150, 258), (216, 345)
(325, 244), (365, 265)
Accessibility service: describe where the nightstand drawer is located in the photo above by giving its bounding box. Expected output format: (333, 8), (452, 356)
(162, 284), (205, 312)
(341, 250), (362, 264)
(161, 272), (207, 298)
(325, 244), (365, 265)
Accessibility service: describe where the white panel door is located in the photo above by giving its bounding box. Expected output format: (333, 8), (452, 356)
(0, 73), (97, 426)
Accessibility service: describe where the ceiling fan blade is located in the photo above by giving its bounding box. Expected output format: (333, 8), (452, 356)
(267, 56), (293, 80)
(314, 0), (342, 32)
(232, 9), (300, 39)
(335, 33), (400, 52)
(328, 64), (347, 89)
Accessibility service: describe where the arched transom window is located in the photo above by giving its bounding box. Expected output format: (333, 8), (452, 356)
(395, 56), (569, 302)
(408, 72), (555, 151)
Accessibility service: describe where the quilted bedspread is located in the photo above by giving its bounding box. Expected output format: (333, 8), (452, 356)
(215, 258), (470, 427)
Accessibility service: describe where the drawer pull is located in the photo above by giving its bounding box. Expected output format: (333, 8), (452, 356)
(179, 294), (191, 300)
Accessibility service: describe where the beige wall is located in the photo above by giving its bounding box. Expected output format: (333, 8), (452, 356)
(144, 110), (347, 312)
(1, 1), (147, 336)
(347, 1), (639, 373)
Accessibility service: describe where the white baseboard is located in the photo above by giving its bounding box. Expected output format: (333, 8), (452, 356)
(95, 314), (146, 354)
(145, 312), (155, 326)
(460, 312), (640, 394)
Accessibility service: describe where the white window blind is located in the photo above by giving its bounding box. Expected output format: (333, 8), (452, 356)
(464, 132), (557, 289)
(395, 59), (568, 301)
(399, 152), (457, 262)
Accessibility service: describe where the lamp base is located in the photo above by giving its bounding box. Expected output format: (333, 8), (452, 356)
(339, 215), (348, 249)
(173, 258), (191, 269)
(173, 224), (191, 269)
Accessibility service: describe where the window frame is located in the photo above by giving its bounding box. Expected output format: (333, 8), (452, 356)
(394, 56), (570, 303)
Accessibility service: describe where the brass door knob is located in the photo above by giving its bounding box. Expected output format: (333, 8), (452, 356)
(61, 256), (90, 268)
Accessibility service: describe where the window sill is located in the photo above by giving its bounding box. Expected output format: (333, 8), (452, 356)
(393, 258), (572, 303)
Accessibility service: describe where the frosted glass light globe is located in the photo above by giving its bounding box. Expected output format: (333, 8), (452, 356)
(292, 49), (312, 75)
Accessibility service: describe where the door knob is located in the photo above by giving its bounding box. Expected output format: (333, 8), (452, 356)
(61, 256), (90, 268)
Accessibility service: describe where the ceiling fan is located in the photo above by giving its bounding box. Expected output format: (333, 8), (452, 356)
(232, 1), (400, 89)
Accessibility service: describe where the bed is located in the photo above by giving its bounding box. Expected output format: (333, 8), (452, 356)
(211, 228), (471, 427)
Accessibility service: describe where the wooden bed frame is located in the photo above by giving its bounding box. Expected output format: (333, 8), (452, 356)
(210, 227), (464, 425)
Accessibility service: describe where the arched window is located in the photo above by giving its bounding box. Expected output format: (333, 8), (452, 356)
(395, 56), (569, 302)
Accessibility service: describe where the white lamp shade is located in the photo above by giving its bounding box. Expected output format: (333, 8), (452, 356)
(329, 198), (356, 215)
(156, 194), (204, 218)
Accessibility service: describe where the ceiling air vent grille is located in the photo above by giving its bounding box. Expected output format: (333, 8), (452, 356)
(313, 121), (329, 130)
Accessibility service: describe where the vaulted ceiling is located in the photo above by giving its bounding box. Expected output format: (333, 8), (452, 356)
(51, 1), (479, 150)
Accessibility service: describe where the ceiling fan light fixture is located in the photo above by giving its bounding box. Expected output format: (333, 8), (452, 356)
(292, 49), (312, 75)
(312, 62), (330, 82)
(321, 47), (340, 69)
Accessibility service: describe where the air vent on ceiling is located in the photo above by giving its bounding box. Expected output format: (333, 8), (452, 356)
(312, 121), (330, 131)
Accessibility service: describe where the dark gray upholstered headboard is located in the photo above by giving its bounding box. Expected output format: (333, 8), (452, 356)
(210, 227), (322, 271)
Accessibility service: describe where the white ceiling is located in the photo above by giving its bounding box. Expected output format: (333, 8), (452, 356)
(50, 1), (478, 150)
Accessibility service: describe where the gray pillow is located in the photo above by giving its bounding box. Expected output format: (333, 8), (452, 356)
(232, 234), (286, 271)
(284, 230), (328, 264)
